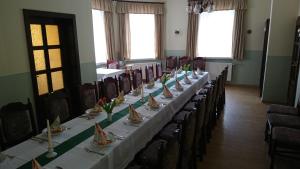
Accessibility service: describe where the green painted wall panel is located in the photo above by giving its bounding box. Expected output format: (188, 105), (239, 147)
(262, 55), (291, 104)
(0, 72), (34, 107)
(80, 62), (97, 83)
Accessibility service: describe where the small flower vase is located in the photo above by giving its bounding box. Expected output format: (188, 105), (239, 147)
(107, 112), (112, 122)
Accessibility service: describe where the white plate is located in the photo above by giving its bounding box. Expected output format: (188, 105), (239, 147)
(42, 126), (66, 136)
(90, 133), (115, 148)
(124, 116), (145, 127)
(85, 108), (101, 116)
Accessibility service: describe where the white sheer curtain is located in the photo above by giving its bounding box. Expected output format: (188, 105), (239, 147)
(92, 10), (108, 63)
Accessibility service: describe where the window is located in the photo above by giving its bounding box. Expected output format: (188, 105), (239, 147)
(197, 10), (235, 58)
(129, 14), (156, 60)
(92, 10), (108, 63)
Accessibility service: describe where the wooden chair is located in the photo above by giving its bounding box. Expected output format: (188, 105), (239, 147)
(102, 77), (119, 101)
(156, 63), (163, 79)
(193, 57), (206, 70)
(269, 127), (300, 169)
(107, 60), (119, 69)
(146, 65), (155, 83)
(137, 138), (179, 169)
(173, 110), (197, 169)
(165, 56), (177, 71)
(44, 91), (71, 123)
(0, 99), (37, 150)
(79, 83), (98, 113)
(179, 56), (190, 68)
(132, 69), (143, 89)
(119, 73), (132, 95)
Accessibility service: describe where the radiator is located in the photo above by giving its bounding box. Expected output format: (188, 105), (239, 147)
(205, 62), (232, 81)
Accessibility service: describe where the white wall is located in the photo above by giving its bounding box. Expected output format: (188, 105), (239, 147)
(244, 0), (271, 51)
(165, 0), (188, 51)
(0, 0), (96, 76)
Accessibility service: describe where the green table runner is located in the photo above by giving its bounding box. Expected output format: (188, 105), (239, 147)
(18, 72), (191, 169)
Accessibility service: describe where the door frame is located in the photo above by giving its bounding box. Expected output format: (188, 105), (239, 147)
(23, 9), (81, 130)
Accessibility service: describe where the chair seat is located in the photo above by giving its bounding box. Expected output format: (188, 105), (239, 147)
(192, 95), (204, 102)
(159, 123), (180, 142)
(268, 114), (300, 129)
(268, 104), (298, 116)
(272, 127), (300, 148)
(138, 139), (167, 167)
(273, 155), (300, 169)
(183, 102), (196, 111)
(125, 165), (142, 169)
(173, 111), (191, 124)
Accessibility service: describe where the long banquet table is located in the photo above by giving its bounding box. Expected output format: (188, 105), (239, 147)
(1, 71), (208, 169)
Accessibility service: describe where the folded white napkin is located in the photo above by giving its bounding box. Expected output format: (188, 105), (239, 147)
(128, 105), (143, 123)
(32, 159), (42, 169)
(94, 123), (110, 145)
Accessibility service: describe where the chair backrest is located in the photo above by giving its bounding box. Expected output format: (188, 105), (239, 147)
(79, 83), (97, 113)
(156, 63), (163, 79)
(193, 57), (206, 70)
(0, 99), (36, 150)
(161, 139), (180, 169)
(44, 91), (71, 123)
(203, 85), (213, 127)
(166, 56), (177, 71)
(146, 66), (155, 83)
(178, 110), (196, 169)
(119, 73), (132, 94)
(103, 77), (119, 101)
(107, 60), (119, 69)
(179, 56), (190, 68)
(132, 69), (143, 89)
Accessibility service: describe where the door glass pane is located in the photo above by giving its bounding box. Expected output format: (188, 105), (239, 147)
(33, 50), (46, 71)
(36, 74), (49, 95)
(46, 25), (60, 45)
(51, 71), (64, 91)
(30, 24), (43, 46)
(49, 49), (62, 69)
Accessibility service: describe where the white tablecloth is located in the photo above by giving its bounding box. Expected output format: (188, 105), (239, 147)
(1, 72), (208, 169)
(96, 68), (125, 80)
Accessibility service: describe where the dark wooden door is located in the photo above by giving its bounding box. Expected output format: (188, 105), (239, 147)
(287, 17), (300, 106)
(260, 19), (270, 97)
(23, 10), (81, 130)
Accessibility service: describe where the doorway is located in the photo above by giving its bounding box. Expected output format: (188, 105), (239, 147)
(259, 19), (270, 97)
(23, 9), (81, 130)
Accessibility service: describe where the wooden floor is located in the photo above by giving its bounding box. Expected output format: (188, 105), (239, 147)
(199, 85), (269, 169)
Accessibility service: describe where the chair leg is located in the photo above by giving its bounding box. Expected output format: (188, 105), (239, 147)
(264, 121), (269, 142)
(269, 140), (276, 169)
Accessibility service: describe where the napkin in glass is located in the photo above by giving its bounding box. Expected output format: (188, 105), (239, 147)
(192, 71), (198, 79)
(32, 159), (42, 169)
(50, 116), (63, 133)
(175, 79), (184, 91)
(184, 74), (191, 84)
(148, 94), (159, 109)
(128, 105), (143, 123)
(115, 91), (125, 105)
(163, 85), (173, 98)
(94, 123), (110, 145)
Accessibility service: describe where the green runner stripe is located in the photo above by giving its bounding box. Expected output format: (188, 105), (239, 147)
(18, 72), (190, 169)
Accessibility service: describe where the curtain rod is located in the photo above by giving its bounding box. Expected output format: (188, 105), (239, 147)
(112, 0), (165, 4)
